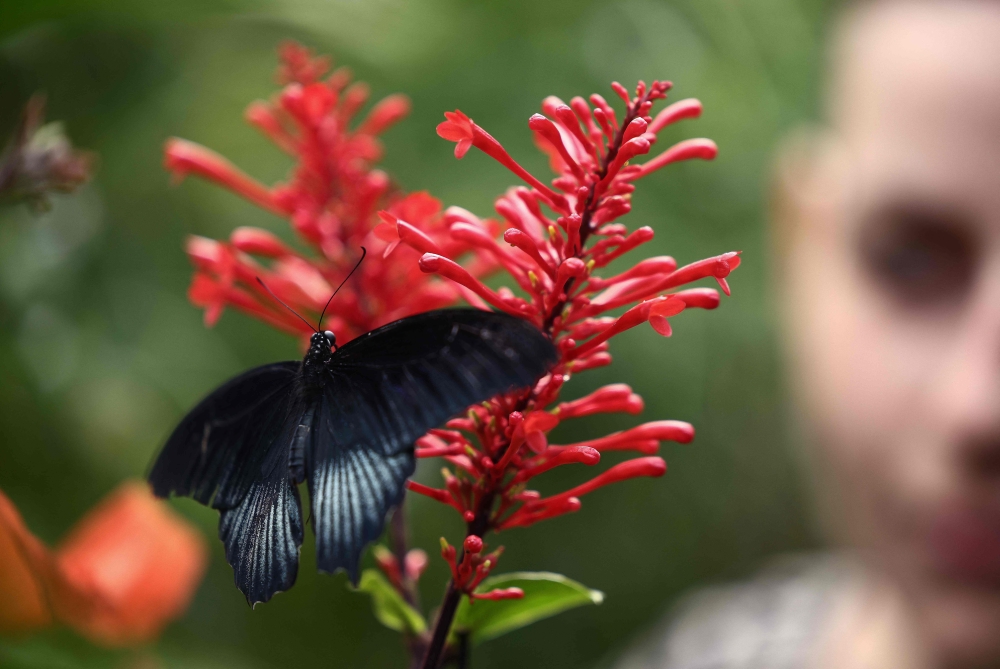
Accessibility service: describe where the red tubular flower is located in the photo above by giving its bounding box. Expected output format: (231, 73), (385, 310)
(230, 226), (293, 257)
(510, 446), (600, 484)
(165, 42), (498, 345)
(374, 545), (404, 589)
(471, 587), (524, 602)
(164, 139), (284, 214)
(438, 112), (570, 212)
(436, 111), (475, 158)
(405, 549), (429, 582)
(405, 480), (464, 514)
(406, 83), (738, 652)
(358, 94), (411, 136)
(648, 98), (703, 133)
(504, 457), (667, 529)
(554, 383), (644, 419)
(627, 138), (718, 181)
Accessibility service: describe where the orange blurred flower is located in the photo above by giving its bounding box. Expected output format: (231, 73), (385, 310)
(0, 481), (207, 646)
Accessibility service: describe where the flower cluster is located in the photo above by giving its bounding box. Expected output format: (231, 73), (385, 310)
(372, 80), (738, 669)
(0, 482), (205, 646)
(437, 535), (522, 602)
(399, 82), (737, 541)
(165, 42), (496, 342)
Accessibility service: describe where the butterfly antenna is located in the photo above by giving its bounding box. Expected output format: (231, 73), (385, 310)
(318, 246), (366, 331)
(256, 277), (318, 333)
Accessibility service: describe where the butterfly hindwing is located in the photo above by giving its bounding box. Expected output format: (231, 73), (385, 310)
(219, 476), (305, 606)
(308, 309), (558, 580)
(309, 385), (415, 582)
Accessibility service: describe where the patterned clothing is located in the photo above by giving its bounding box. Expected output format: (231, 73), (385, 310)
(614, 556), (858, 669)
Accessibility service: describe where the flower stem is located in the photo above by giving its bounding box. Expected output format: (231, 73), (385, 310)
(421, 581), (462, 669)
(390, 503), (420, 608)
(420, 492), (495, 669)
(457, 632), (471, 669)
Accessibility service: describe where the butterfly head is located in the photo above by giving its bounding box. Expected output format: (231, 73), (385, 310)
(310, 330), (337, 353)
(303, 330), (336, 388)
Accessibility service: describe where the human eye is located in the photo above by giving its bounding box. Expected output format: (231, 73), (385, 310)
(856, 199), (978, 309)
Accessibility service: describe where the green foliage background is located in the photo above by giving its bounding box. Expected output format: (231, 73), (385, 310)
(0, 0), (832, 666)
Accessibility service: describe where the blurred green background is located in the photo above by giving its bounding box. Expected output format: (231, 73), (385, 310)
(0, 0), (832, 666)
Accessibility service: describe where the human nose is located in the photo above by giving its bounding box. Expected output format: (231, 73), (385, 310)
(932, 255), (1000, 478)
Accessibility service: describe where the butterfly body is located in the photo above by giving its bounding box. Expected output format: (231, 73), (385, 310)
(149, 308), (556, 606)
(298, 330), (336, 397)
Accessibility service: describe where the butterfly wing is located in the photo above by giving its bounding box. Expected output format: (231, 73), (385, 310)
(309, 309), (557, 581)
(309, 390), (413, 583)
(219, 476), (304, 606)
(149, 362), (300, 509)
(149, 361), (309, 605)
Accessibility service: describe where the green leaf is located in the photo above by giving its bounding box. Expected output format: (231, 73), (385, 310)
(451, 572), (604, 645)
(351, 569), (427, 635)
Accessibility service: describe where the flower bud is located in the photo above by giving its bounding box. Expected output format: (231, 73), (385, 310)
(464, 535), (484, 555)
(404, 549), (428, 582)
(230, 227), (290, 257)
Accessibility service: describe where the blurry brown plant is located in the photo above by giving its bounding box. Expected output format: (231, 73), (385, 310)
(0, 482), (207, 646)
(0, 95), (94, 211)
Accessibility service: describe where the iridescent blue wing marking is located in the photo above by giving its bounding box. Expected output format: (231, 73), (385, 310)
(218, 476), (304, 606)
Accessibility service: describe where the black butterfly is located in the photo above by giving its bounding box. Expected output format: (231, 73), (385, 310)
(148, 254), (556, 606)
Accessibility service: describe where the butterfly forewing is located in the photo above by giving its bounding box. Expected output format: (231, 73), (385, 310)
(308, 309), (558, 579)
(149, 362), (300, 509)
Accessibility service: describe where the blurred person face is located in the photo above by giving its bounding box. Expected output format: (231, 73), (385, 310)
(778, 1), (1000, 666)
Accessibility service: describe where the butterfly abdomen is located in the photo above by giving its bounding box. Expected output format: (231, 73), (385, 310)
(288, 407), (313, 484)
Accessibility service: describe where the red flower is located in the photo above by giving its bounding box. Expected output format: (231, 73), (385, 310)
(0, 482), (206, 646)
(408, 78), (738, 669)
(405, 80), (737, 541)
(433, 535), (522, 603)
(164, 42), (497, 344)
(436, 111), (474, 159)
